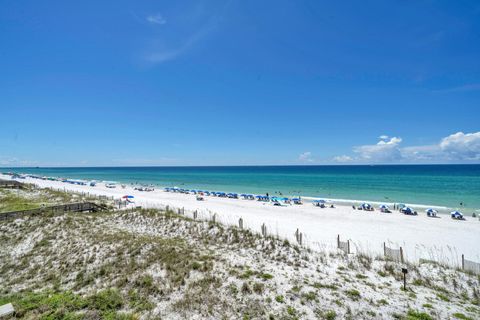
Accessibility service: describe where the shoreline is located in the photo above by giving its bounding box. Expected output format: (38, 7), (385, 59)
(1, 173), (479, 266)
(2, 172), (462, 213)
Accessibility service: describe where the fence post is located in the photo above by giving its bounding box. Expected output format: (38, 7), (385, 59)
(383, 242), (386, 257)
(347, 240), (350, 254)
(239, 218), (243, 229)
(212, 213), (216, 224)
(462, 254), (465, 270)
(299, 232), (303, 246)
(261, 223), (267, 237)
(337, 234), (340, 248)
(193, 210), (197, 220)
(400, 247), (404, 263)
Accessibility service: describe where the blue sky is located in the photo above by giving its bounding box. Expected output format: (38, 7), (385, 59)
(1, 0), (479, 166)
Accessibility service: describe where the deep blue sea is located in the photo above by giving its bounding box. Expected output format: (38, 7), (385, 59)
(3, 165), (480, 211)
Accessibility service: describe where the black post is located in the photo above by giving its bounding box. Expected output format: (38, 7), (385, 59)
(401, 268), (408, 290)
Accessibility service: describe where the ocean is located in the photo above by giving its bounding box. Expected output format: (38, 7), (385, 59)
(3, 165), (480, 211)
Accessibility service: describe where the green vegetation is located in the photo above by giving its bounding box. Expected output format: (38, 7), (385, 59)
(286, 305), (297, 316)
(0, 289), (135, 319)
(345, 289), (361, 301)
(260, 273), (274, 280)
(0, 186), (98, 213)
(406, 309), (433, 320)
(324, 310), (337, 320)
(437, 293), (450, 302)
(452, 313), (472, 320)
(302, 291), (317, 301)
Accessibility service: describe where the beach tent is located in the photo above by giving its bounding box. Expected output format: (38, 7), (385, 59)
(425, 208), (438, 217)
(379, 204), (391, 213)
(450, 211), (464, 220)
(401, 207), (417, 215)
(361, 203), (373, 211)
(292, 198), (303, 205)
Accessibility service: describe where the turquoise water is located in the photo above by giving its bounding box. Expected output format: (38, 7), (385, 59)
(3, 165), (480, 211)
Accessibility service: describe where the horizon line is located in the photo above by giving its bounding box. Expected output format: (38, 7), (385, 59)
(2, 163), (480, 169)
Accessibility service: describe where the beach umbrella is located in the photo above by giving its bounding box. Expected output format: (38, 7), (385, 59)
(379, 204), (389, 209)
(314, 199), (326, 203)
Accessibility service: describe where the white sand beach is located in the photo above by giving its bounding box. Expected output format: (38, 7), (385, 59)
(2, 174), (479, 266)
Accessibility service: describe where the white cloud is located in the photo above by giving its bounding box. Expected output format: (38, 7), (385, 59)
(142, 2), (232, 65)
(439, 132), (480, 160)
(379, 135), (389, 140)
(334, 132), (480, 163)
(298, 151), (313, 162)
(144, 19), (212, 64)
(146, 13), (166, 25)
(0, 156), (38, 167)
(353, 137), (403, 162)
(332, 155), (353, 163)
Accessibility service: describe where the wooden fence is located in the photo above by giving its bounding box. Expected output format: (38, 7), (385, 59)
(337, 234), (351, 254)
(0, 202), (107, 221)
(462, 254), (480, 275)
(0, 179), (24, 189)
(384, 242), (404, 263)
